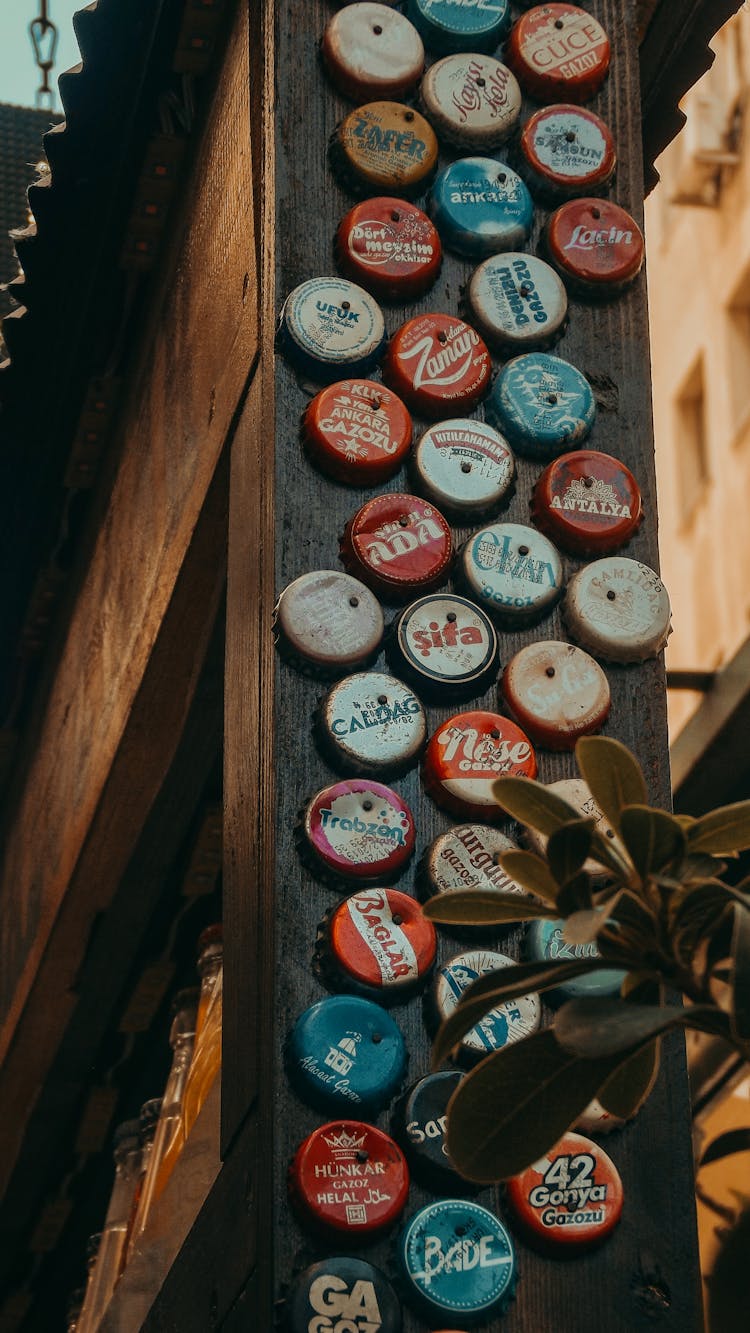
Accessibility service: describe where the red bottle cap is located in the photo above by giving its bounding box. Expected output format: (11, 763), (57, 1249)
(289, 1120), (410, 1238)
(505, 1131), (623, 1250)
(422, 711), (537, 820)
(520, 104), (616, 198)
(302, 380), (412, 486)
(300, 779), (416, 885)
(382, 313), (492, 418)
(335, 197), (442, 301)
(340, 492), (453, 602)
(506, 5), (611, 105)
(500, 640), (610, 751)
(274, 570), (384, 676)
(531, 449), (643, 554)
(545, 199), (645, 296)
(322, 3), (425, 103)
(321, 886), (437, 999)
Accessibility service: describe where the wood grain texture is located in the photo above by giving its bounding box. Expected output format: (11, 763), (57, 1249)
(270, 2), (702, 1329)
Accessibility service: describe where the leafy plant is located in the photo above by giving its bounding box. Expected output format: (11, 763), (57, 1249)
(422, 736), (750, 1183)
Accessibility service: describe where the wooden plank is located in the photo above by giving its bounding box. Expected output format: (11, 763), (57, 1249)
(0, 0), (255, 1089)
(269, 1), (701, 1329)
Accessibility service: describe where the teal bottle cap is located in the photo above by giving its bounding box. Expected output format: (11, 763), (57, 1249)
(408, 0), (512, 54)
(287, 995), (407, 1115)
(430, 157), (534, 258)
(398, 1199), (517, 1322)
(486, 352), (595, 459)
(524, 917), (626, 1003)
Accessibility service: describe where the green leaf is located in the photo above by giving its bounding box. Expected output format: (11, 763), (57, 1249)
(430, 959), (617, 1067)
(557, 872), (593, 916)
(492, 776), (581, 835)
(700, 1128), (750, 1168)
(575, 736), (648, 830)
(421, 890), (557, 928)
(497, 851), (559, 904)
(619, 806), (687, 879)
(547, 819), (595, 886)
(730, 903), (750, 1043)
(554, 998), (721, 1058)
(687, 801), (750, 854)
(597, 1038), (660, 1118)
(444, 1030), (619, 1182)
(561, 892), (621, 945)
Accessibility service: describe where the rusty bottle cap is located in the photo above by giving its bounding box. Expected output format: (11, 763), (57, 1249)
(505, 1131), (624, 1251)
(317, 886), (437, 1002)
(335, 197), (442, 302)
(420, 54), (522, 149)
(466, 253), (568, 352)
(412, 418), (515, 519)
(519, 103), (616, 200)
(330, 101), (439, 199)
(564, 558), (672, 663)
(316, 670), (427, 776)
(387, 592), (499, 700)
(522, 777), (615, 879)
(500, 640), (611, 750)
(506, 5), (611, 105)
(544, 198), (645, 298)
(460, 521), (564, 626)
(531, 449), (643, 554)
(273, 570), (384, 677)
(382, 313), (492, 418)
(299, 778), (416, 886)
(322, 4), (425, 102)
(421, 710), (537, 820)
(418, 824), (527, 913)
(302, 379), (413, 486)
(289, 1119), (410, 1238)
(340, 492), (453, 602)
(426, 949), (541, 1064)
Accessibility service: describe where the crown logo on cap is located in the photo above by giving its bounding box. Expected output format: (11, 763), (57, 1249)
(323, 1128), (368, 1157)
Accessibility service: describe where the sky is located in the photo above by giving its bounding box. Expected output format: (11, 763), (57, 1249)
(0, 0), (82, 111)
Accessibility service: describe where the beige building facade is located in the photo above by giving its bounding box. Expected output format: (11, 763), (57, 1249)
(647, 4), (750, 735)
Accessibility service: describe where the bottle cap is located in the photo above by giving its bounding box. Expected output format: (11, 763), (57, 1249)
(278, 277), (386, 383)
(506, 5), (611, 105)
(419, 55), (522, 148)
(388, 593), (499, 699)
(299, 779), (416, 885)
(322, 4), (425, 102)
(460, 522), (564, 626)
(330, 102), (439, 199)
(486, 352), (595, 459)
(418, 825), (526, 907)
(564, 557), (672, 663)
(521, 777), (614, 876)
(391, 1071), (469, 1191)
(505, 1131), (623, 1250)
(429, 157), (534, 258)
(318, 886), (437, 1000)
(286, 995), (407, 1114)
(407, 0), (512, 54)
(531, 449), (643, 553)
(519, 103), (616, 199)
(340, 492), (453, 601)
(317, 672), (427, 776)
(523, 918), (626, 1002)
(427, 949), (541, 1063)
(397, 1200), (517, 1320)
(382, 313), (492, 417)
(466, 253), (568, 352)
(285, 1257), (402, 1333)
(335, 198), (442, 302)
(574, 1098), (626, 1136)
(302, 379), (413, 486)
(274, 570), (384, 677)
(545, 198), (645, 297)
(412, 418), (515, 518)
(422, 711), (537, 821)
(500, 640), (610, 750)
(289, 1120), (410, 1238)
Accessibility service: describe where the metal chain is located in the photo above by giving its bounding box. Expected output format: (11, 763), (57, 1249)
(29, 0), (59, 110)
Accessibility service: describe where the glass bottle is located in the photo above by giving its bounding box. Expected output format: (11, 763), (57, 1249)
(125, 1098), (162, 1264)
(180, 925), (223, 1144)
(66, 1286), (85, 1333)
(129, 991), (198, 1247)
(75, 1121), (141, 1333)
(74, 1235), (101, 1333)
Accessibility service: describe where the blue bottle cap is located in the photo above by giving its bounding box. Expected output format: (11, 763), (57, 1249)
(486, 352), (596, 458)
(279, 277), (386, 383)
(430, 157), (534, 258)
(524, 918), (626, 1004)
(286, 1257), (403, 1333)
(398, 1199), (517, 1322)
(407, 0), (512, 54)
(287, 995), (407, 1115)
(428, 949), (541, 1063)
